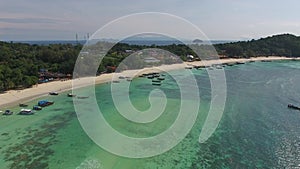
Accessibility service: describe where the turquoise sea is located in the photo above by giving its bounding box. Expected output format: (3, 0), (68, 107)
(1, 60), (300, 168)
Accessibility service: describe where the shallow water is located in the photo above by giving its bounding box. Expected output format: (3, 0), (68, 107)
(1, 61), (300, 168)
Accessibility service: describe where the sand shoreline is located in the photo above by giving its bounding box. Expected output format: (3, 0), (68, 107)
(0, 56), (298, 108)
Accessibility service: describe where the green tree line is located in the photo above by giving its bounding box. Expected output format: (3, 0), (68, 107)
(1, 33), (299, 91)
(0, 42), (82, 91)
(215, 34), (300, 57)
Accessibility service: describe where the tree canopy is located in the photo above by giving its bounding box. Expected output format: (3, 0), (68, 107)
(0, 33), (300, 91)
(215, 34), (300, 57)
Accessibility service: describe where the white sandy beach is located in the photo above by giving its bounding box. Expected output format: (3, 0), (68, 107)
(0, 56), (298, 108)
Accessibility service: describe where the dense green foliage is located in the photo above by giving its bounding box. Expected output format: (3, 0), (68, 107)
(215, 34), (300, 57)
(0, 42), (82, 91)
(98, 43), (195, 72)
(0, 33), (300, 91)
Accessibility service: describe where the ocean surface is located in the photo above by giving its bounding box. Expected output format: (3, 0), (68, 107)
(1, 60), (300, 169)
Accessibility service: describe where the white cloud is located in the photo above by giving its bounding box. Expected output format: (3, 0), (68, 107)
(1, 0), (300, 40)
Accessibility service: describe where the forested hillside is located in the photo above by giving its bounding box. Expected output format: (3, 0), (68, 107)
(0, 42), (82, 91)
(0, 34), (299, 91)
(215, 34), (300, 57)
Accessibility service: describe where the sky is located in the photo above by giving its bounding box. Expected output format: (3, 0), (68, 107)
(0, 0), (300, 41)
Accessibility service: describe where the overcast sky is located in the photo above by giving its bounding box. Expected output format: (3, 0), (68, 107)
(0, 0), (299, 41)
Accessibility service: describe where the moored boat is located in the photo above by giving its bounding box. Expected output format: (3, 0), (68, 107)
(194, 65), (206, 69)
(226, 63), (235, 66)
(215, 65), (223, 69)
(38, 100), (54, 107)
(33, 105), (42, 110)
(3, 110), (13, 115)
(152, 79), (161, 83)
(19, 109), (34, 115)
(19, 103), (28, 107)
(152, 83), (161, 86)
(77, 96), (89, 99)
(208, 66), (214, 70)
(288, 104), (300, 110)
(68, 93), (76, 97)
(49, 92), (59, 95)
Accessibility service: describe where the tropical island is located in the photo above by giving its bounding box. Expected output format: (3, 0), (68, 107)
(0, 33), (300, 107)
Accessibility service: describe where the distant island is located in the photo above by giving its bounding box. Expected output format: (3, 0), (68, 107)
(0, 33), (299, 92)
(192, 39), (203, 43)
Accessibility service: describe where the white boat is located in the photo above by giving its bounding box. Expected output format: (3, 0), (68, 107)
(19, 109), (34, 115)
